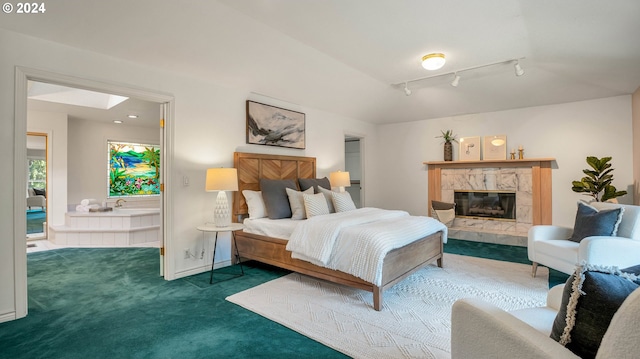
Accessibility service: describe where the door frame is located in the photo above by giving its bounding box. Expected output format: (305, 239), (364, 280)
(13, 67), (176, 319)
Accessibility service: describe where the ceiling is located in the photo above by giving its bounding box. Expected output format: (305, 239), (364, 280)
(27, 81), (160, 128)
(3, 0), (640, 124)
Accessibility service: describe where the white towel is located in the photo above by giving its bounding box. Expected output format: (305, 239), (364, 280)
(75, 204), (99, 212)
(80, 198), (99, 206)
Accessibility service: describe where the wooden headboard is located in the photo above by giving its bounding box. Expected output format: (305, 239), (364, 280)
(233, 152), (316, 218)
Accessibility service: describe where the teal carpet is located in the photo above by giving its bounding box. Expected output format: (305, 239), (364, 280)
(26, 210), (46, 234)
(0, 239), (568, 359)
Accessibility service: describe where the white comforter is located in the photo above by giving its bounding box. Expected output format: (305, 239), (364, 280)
(285, 207), (448, 286)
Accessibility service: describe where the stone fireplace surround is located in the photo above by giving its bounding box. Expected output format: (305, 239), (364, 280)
(425, 159), (554, 246)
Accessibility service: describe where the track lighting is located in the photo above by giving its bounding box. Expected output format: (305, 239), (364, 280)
(393, 57), (525, 93)
(404, 82), (412, 96)
(450, 74), (460, 87)
(514, 61), (524, 76)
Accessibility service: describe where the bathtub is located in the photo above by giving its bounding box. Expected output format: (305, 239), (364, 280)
(49, 208), (161, 247)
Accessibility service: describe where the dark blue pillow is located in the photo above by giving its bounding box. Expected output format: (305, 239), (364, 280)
(550, 267), (639, 359)
(33, 188), (46, 197)
(260, 179), (298, 219)
(569, 202), (623, 243)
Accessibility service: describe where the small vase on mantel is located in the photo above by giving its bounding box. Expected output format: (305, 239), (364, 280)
(444, 141), (453, 161)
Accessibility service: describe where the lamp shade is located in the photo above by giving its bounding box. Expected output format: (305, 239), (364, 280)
(205, 168), (238, 192)
(329, 171), (351, 188)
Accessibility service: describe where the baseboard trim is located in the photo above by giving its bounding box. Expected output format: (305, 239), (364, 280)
(0, 311), (17, 323)
(173, 259), (232, 279)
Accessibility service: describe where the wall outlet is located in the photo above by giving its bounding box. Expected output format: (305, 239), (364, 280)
(184, 248), (190, 259)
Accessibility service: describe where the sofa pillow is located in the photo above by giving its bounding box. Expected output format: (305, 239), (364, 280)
(568, 201), (624, 243)
(317, 186), (336, 213)
(286, 187), (314, 220)
(550, 264), (640, 359)
(260, 179), (298, 219)
(241, 190), (267, 219)
(433, 208), (455, 227)
(298, 177), (331, 193)
(332, 191), (356, 212)
(33, 188), (46, 197)
(303, 193), (330, 218)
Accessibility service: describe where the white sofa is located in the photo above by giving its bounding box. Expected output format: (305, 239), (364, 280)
(451, 284), (640, 358)
(528, 202), (640, 276)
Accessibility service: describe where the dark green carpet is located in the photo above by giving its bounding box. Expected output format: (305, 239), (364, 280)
(0, 239), (568, 359)
(26, 210), (46, 234)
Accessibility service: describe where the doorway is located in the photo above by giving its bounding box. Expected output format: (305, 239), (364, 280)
(26, 133), (48, 242)
(13, 67), (176, 320)
(344, 136), (363, 208)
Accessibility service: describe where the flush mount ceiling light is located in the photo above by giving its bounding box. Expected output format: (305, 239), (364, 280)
(421, 53), (446, 70)
(127, 114), (139, 119)
(404, 82), (412, 96)
(113, 120), (123, 124)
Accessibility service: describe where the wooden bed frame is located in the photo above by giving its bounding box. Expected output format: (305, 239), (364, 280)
(232, 152), (444, 311)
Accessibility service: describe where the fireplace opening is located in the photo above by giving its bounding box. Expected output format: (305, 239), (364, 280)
(454, 190), (516, 221)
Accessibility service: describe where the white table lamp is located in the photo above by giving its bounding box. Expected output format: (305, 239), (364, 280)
(329, 171), (351, 193)
(205, 168), (238, 227)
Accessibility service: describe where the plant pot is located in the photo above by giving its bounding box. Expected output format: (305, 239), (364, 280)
(444, 141), (453, 161)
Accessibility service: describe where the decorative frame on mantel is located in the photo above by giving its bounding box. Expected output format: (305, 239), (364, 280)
(246, 100), (306, 149)
(459, 136), (481, 161)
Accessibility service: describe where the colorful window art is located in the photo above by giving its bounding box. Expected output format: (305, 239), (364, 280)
(108, 140), (160, 198)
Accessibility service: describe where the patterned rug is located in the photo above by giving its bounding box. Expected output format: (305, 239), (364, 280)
(227, 253), (549, 359)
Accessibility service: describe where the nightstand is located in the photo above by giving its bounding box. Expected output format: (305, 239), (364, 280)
(196, 223), (245, 284)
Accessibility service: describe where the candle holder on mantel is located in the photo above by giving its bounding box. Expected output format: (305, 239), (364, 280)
(510, 151), (516, 160)
(518, 147), (524, 160)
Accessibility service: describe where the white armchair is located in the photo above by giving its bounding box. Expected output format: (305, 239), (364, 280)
(528, 202), (640, 276)
(27, 188), (46, 210)
(451, 284), (640, 358)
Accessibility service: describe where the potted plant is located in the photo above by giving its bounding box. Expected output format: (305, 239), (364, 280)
(571, 156), (627, 202)
(436, 130), (458, 161)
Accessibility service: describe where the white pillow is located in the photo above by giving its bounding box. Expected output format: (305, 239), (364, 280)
(332, 191), (356, 212)
(286, 187), (314, 220)
(242, 190), (267, 219)
(317, 186), (336, 213)
(303, 193), (330, 218)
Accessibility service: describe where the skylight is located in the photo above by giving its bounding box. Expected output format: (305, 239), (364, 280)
(28, 82), (128, 110)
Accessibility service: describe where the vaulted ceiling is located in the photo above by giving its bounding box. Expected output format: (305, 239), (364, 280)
(3, 0), (639, 124)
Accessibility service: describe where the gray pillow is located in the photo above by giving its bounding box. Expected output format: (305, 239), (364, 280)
(298, 177), (331, 193)
(431, 200), (455, 210)
(569, 202), (623, 243)
(260, 179), (298, 219)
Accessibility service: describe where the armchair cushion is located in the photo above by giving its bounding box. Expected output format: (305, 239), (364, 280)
(550, 264), (640, 359)
(568, 202), (623, 243)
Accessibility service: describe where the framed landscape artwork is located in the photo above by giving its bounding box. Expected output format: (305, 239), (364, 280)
(246, 100), (306, 149)
(459, 136), (481, 161)
(108, 140), (160, 198)
(483, 135), (507, 160)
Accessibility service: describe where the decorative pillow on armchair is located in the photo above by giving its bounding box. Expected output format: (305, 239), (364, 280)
(568, 201), (624, 243)
(550, 264), (640, 359)
(431, 200), (456, 227)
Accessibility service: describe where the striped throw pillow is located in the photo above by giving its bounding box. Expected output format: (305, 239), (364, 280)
(332, 191), (356, 212)
(303, 193), (330, 218)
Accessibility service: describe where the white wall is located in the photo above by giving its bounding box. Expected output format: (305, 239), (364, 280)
(66, 117), (160, 207)
(27, 111), (68, 227)
(375, 96), (634, 228)
(0, 28), (377, 321)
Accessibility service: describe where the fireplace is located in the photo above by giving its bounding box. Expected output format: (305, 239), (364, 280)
(454, 190), (516, 221)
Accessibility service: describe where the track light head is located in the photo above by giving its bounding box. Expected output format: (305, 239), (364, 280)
(404, 82), (412, 96)
(514, 61), (525, 76)
(451, 74), (460, 87)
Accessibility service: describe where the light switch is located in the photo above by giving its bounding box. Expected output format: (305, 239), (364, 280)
(183, 176), (190, 186)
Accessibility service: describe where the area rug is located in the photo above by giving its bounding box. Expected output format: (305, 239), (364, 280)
(226, 253), (549, 359)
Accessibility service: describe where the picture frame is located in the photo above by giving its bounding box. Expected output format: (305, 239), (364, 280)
(459, 136), (481, 161)
(483, 135), (507, 160)
(246, 100), (306, 149)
